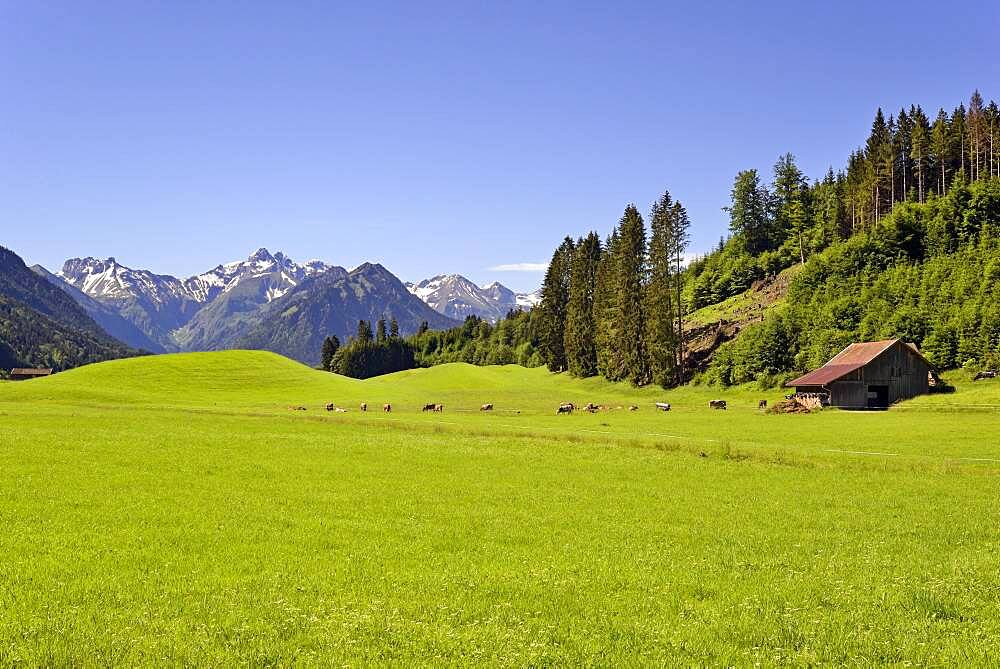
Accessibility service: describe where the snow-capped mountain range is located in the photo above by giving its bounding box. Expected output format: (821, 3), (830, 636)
(406, 274), (540, 322)
(47, 248), (538, 359)
(60, 248), (332, 306)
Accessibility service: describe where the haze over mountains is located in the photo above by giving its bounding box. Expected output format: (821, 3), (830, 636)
(1, 245), (540, 368)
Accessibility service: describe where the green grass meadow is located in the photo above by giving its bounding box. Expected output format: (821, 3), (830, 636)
(2, 351), (999, 664)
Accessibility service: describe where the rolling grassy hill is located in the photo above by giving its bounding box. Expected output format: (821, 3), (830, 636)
(1, 352), (999, 664)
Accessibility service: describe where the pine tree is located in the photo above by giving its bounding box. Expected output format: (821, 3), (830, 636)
(595, 229), (622, 380)
(357, 320), (373, 343)
(564, 232), (602, 377)
(537, 237), (575, 372)
(772, 153), (808, 259)
(910, 106), (930, 202)
(389, 318), (400, 339)
(931, 109), (950, 195)
(376, 318), (387, 344)
(320, 334), (341, 371)
(969, 90), (985, 181)
(616, 205), (649, 385)
(645, 192), (678, 387)
(727, 169), (770, 253)
(896, 107), (912, 201)
(668, 200), (691, 381)
(865, 109), (892, 222)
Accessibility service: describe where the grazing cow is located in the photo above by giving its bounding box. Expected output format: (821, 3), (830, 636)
(655, 402), (670, 412)
(758, 399), (767, 410)
(557, 403), (574, 414)
(325, 403), (335, 411)
(480, 403), (494, 411)
(422, 403), (436, 412)
(434, 404), (443, 412)
(584, 402), (599, 413)
(628, 405), (639, 411)
(335, 407), (347, 413)
(709, 400), (727, 410)
(383, 403), (391, 413)
(360, 403), (367, 412)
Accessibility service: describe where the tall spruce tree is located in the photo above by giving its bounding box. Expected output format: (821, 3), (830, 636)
(320, 334), (341, 371)
(727, 170), (771, 253)
(538, 237), (575, 372)
(357, 320), (374, 343)
(668, 200), (691, 381)
(910, 106), (930, 202)
(564, 232), (602, 377)
(645, 192), (678, 387)
(931, 109), (950, 195)
(615, 204), (649, 385)
(595, 229), (623, 380)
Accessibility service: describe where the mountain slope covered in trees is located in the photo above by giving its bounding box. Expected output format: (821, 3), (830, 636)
(0, 246), (136, 371)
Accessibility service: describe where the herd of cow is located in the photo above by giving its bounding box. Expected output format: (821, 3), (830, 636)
(303, 399), (736, 414)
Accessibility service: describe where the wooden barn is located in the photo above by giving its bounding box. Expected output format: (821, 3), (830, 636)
(786, 339), (932, 409)
(9, 368), (53, 381)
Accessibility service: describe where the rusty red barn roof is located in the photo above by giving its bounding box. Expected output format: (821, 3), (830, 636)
(786, 339), (916, 387)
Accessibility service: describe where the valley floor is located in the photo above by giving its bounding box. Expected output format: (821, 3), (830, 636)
(1, 352), (999, 665)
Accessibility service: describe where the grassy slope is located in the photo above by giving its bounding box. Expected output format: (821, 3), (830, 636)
(1, 351), (999, 664)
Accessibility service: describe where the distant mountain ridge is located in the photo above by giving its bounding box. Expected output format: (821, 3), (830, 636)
(41, 248), (477, 363)
(55, 249), (345, 353)
(30, 247), (530, 365)
(238, 263), (458, 365)
(405, 274), (540, 321)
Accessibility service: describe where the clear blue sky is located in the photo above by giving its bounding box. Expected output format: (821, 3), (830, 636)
(2, 1), (997, 291)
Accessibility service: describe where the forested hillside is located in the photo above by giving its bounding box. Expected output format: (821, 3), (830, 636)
(709, 177), (1000, 384)
(408, 90), (998, 387)
(0, 246), (137, 371)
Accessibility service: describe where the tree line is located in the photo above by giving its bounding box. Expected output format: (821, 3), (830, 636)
(320, 317), (416, 379)
(690, 90), (1000, 311)
(534, 191), (691, 387)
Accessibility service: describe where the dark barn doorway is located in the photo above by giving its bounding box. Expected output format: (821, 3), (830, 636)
(867, 385), (889, 409)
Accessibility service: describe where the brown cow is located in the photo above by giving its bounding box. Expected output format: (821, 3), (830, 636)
(383, 403), (391, 413)
(360, 403), (368, 412)
(557, 403), (574, 414)
(709, 400), (727, 410)
(584, 402), (599, 413)
(422, 403), (436, 412)
(480, 403), (494, 411)
(758, 400), (767, 410)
